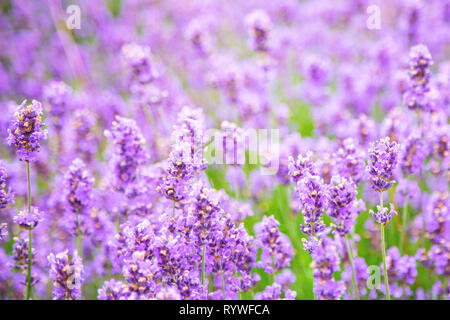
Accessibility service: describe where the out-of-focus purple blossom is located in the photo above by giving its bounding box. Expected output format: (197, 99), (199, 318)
(367, 137), (400, 192)
(43, 80), (73, 120)
(254, 215), (294, 274)
(395, 178), (421, 209)
(122, 43), (159, 84)
(401, 133), (428, 175)
(275, 269), (296, 289)
(0, 161), (14, 209)
(245, 9), (272, 52)
(424, 192), (449, 245)
(334, 138), (366, 184)
(0, 223), (8, 241)
(13, 207), (43, 230)
(64, 158), (95, 216)
(404, 44), (433, 111)
(382, 247), (418, 299)
(48, 250), (84, 300)
(11, 235), (38, 287)
(311, 237), (344, 300)
(7, 100), (47, 162)
(105, 116), (148, 197)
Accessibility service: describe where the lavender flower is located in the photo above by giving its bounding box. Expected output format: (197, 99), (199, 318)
(13, 207), (43, 230)
(0, 161), (14, 209)
(367, 137), (400, 192)
(98, 279), (132, 300)
(404, 45), (433, 111)
(334, 138), (366, 184)
(48, 250), (84, 300)
(327, 175), (358, 236)
(401, 133), (428, 176)
(105, 116), (148, 197)
(288, 152), (317, 183)
(122, 43), (158, 84)
(7, 100), (47, 162)
(245, 9), (272, 52)
(254, 215), (294, 274)
(369, 203), (398, 226)
(0, 223), (8, 241)
(64, 158), (95, 216)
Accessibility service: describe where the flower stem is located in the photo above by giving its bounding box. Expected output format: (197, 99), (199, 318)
(379, 191), (390, 300)
(220, 257), (226, 300)
(25, 160), (32, 300)
(201, 245), (206, 289)
(400, 197), (408, 254)
(380, 224), (390, 300)
(345, 235), (360, 300)
(76, 214), (83, 259)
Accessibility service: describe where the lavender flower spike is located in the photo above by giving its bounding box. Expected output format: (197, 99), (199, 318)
(48, 250), (84, 300)
(7, 100), (47, 162)
(367, 137), (400, 192)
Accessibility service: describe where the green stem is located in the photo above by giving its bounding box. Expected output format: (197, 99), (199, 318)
(379, 192), (390, 300)
(400, 197), (408, 255)
(172, 200), (175, 219)
(76, 214), (83, 259)
(201, 245), (206, 289)
(220, 258), (226, 300)
(381, 224), (390, 300)
(25, 161), (32, 300)
(345, 235), (360, 300)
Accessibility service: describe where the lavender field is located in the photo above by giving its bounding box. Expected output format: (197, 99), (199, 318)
(0, 0), (448, 301)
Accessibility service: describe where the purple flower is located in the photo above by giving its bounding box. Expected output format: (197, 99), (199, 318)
(105, 116), (148, 197)
(7, 100), (47, 162)
(11, 235), (38, 287)
(367, 137), (400, 192)
(245, 9), (272, 52)
(48, 250), (84, 300)
(0, 223), (8, 241)
(403, 44), (433, 111)
(288, 152), (317, 183)
(401, 133), (428, 175)
(0, 161), (14, 209)
(64, 158), (95, 216)
(327, 175), (358, 236)
(369, 203), (397, 226)
(122, 43), (159, 84)
(98, 279), (133, 300)
(13, 207), (43, 230)
(334, 138), (366, 184)
(254, 215), (294, 274)
(311, 237), (344, 300)
(43, 80), (73, 120)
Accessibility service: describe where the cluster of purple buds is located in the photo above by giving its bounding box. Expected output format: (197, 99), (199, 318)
(254, 215), (294, 274)
(105, 116), (148, 197)
(13, 207), (43, 230)
(98, 279), (132, 300)
(327, 175), (358, 236)
(367, 137), (400, 192)
(403, 45), (433, 111)
(11, 236), (38, 287)
(334, 138), (366, 184)
(0, 161), (14, 209)
(401, 133), (428, 176)
(255, 282), (296, 300)
(64, 158), (95, 216)
(7, 100), (47, 162)
(0, 223), (8, 241)
(369, 204), (397, 226)
(311, 237), (345, 300)
(47, 250), (84, 300)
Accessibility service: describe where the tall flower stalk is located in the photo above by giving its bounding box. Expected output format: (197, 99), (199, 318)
(367, 137), (400, 300)
(7, 100), (47, 300)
